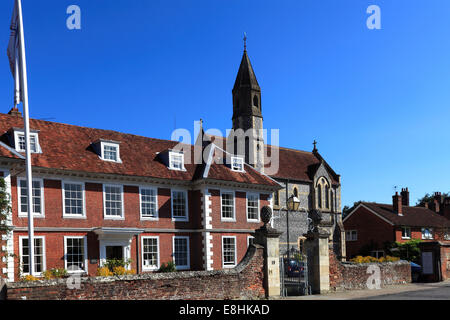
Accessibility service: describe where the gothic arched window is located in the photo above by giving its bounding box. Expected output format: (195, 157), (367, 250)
(317, 184), (322, 209)
(293, 187), (298, 198)
(317, 177), (330, 210)
(253, 95), (259, 107)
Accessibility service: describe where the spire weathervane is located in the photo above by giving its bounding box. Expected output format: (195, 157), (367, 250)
(243, 32), (247, 52)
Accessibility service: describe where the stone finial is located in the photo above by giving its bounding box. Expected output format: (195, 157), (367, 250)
(261, 205), (272, 226)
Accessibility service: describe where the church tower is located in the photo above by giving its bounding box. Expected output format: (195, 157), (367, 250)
(231, 36), (265, 172)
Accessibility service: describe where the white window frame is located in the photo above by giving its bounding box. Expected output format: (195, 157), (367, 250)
(14, 130), (41, 153)
(444, 229), (450, 241)
(19, 236), (46, 276)
(103, 184), (124, 220)
(172, 236), (190, 270)
(222, 236), (237, 268)
(422, 227), (434, 240)
(220, 190), (236, 221)
(401, 227), (411, 240)
(141, 236), (160, 271)
(17, 178), (45, 218)
(62, 181), (86, 218)
(231, 156), (244, 172)
(171, 189), (188, 222)
(100, 141), (121, 163)
(169, 151), (185, 171)
(246, 193), (260, 222)
(346, 230), (357, 241)
(64, 236), (88, 273)
(139, 186), (159, 220)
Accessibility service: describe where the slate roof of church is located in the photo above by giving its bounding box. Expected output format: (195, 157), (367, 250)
(0, 112), (280, 188)
(208, 135), (340, 185)
(361, 202), (450, 228)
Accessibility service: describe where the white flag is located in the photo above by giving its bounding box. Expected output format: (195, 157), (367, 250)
(7, 0), (22, 107)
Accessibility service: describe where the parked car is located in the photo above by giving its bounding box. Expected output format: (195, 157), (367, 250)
(284, 259), (305, 277)
(411, 262), (422, 282)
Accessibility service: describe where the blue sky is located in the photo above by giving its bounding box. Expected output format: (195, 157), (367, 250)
(0, 0), (449, 208)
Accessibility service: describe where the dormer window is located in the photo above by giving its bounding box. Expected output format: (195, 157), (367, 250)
(169, 151), (184, 171)
(231, 156), (244, 172)
(13, 129), (40, 153)
(96, 140), (121, 163)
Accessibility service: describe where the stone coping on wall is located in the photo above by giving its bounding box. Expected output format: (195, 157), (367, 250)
(340, 260), (410, 267)
(7, 244), (263, 289)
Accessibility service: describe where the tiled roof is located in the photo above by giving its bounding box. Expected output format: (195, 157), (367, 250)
(362, 202), (450, 228)
(208, 135), (340, 184)
(0, 113), (280, 188)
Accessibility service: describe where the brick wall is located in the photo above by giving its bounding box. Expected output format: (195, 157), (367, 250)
(329, 250), (411, 291)
(441, 245), (450, 281)
(6, 244), (265, 300)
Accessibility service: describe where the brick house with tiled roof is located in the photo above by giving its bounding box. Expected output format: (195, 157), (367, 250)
(343, 188), (450, 259)
(0, 108), (283, 281)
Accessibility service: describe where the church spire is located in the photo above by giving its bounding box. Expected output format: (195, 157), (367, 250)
(232, 45), (260, 94)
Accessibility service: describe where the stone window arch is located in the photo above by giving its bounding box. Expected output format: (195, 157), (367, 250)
(316, 177), (330, 210)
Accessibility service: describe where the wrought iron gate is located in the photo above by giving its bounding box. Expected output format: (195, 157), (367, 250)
(280, 248), (311, 296)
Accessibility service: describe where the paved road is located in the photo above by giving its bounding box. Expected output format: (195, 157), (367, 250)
(362, 282), (450, 300)
(281, 281), (450, 300)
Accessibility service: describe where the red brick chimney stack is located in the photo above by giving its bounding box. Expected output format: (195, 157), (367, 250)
(433, 192), (442, 214)
(393, 192), (403, 216)
(400, 188), (410, 206)
(442, 197), (450, 220)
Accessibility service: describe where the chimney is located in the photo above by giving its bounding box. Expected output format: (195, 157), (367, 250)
(400, 188), (410, 206)
(432, 192), (442, 214)
(393, 192), (403, 216)
(8, 107), (22, 117)
(442, 197), (450, 220)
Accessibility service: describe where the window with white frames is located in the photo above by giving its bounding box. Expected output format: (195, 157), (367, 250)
(14, 130), (40, 153)
(247, 193), (259, 221)
(103, 185), (123, 218)
(222, 236), (236, 268)
(18, 179), (44, 216)
(445, 229), (450, 241)
(231, 157), (244, 172)
(20, 237), (45, 275)
(140, 187), (158, 219)
(422, 227), (434, 240)
(221, 191), (235, 220)
(169, 151), (184, 171)
(101, 142), (121, 163)
(64, 237), (87, 273)
(63, 182), (84, 217)
(173, 236), (189, 270)
(142, 237), (159, 270)
(171, 190), (188, 221)
(346, 230), (357, 241)
(401, 227), (411, 239)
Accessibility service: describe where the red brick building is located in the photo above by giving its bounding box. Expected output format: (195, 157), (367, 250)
(0, 110), (282, 281)
(343, 188), (450, 259)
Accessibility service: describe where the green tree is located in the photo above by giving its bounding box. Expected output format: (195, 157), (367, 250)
(0, 177), (12, 279)
(416, 192), (449, 206)
(387, 239), (422, 263)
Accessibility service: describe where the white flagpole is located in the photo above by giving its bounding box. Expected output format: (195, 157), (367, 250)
(16, 0), (35, 276)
